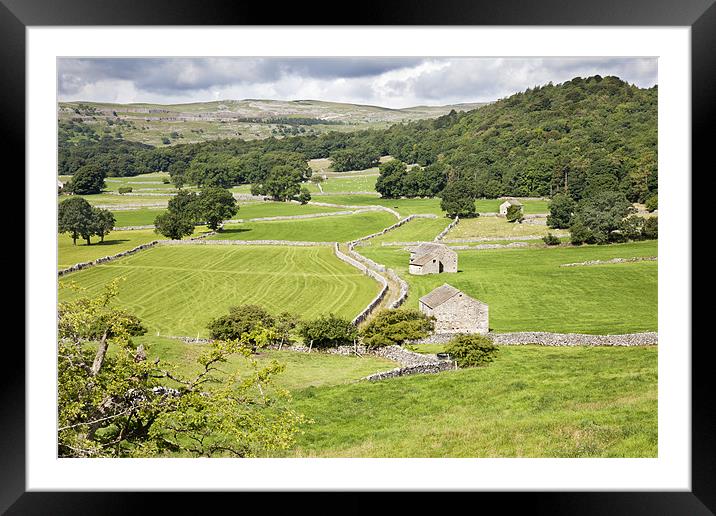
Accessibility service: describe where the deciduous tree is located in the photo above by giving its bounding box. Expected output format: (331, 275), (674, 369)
(58, 196), (94, 245)
(58, 281), (306, 457)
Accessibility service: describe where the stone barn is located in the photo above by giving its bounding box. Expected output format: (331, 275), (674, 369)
(419, 284), (489, 334)
(499, 198), (523, 216)
(409, 243), (458, 275)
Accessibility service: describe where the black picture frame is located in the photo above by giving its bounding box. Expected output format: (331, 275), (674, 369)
(6, 0), (708, 513)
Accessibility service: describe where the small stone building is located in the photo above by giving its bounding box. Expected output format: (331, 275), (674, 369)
(499, 198), (523, 216)
(419, 284), (489, 334)
(409, 243), (458, 275)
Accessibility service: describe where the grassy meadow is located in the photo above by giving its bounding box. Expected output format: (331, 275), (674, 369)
(444, 215), (560, 240)
(141, 335), (397, 391)
(59, 244), (382, 337)
(211, 211), (397, 242)
(366, 216), (454, 244)
(360, 240), (658, 334)
(286, 345), (657, 457)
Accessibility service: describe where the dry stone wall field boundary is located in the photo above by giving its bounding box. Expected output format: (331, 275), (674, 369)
(333, 243), (388, 325)
(434, 216), (459, 241)
(412, 331), (658, 346)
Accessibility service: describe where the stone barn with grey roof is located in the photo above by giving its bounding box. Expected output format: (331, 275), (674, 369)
(499, 198), (523, 216)
(419, 284), (489, 334)
(409, 243), (457, 275)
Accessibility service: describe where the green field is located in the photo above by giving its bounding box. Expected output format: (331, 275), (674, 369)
(232, 201), (348, 219)
(59, 192), (174, 208)
(58, 228), (188, 269)
(365, 216), (454, 245)
(287, 345), (657, 457)
(141, 335), (396, 391)
(360, 240), (658, 334)
(59, 245), (382, 337)
(315, 195), (548, 217)
(98, 200), (346, 228)
(316, 195), (443, 216)
(112, 209), (166, 227)
(211, 211), (397, 242)
(444, 215), (557, 240)
(319, 174), (378, 193)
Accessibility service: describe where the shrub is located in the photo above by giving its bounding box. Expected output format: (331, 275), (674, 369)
(444, 334), (499, 368)
(118, 186), (132, 194)
(506, 204), (524, 223)
(547, 193), (575, 229)
(359, 309), (435, 349)
(542, 233), (561, 246)
(642, 216), (658, 239)
(297, 186), (312, 205)
(569, 220), (594, 245)
(207, 305), (276, 344)
(618, 215), (645, 241)
(299, 313), (357, 349)
(645, 195), (658, 212)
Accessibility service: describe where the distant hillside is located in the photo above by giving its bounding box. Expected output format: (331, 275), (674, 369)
(58, 75), (656, 204)
(373, 75), (657, 202)
(57, 98), (489, 145)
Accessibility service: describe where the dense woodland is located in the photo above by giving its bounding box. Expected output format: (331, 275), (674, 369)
(59, 75), (657, 203)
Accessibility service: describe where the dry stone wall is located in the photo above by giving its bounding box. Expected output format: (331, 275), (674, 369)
(363, 345), (456, 381)
(362, 361), (456, 381)
(411, 331), (658, 346)
(333, 243), (388, 325)
(434, 216), (459, 241)
(385, 269), (409, 309)
(560, 256), (657, 267)
(444, 232), (568, 243)
(58, 240), (160, 276)
(161, 239), (332, 247)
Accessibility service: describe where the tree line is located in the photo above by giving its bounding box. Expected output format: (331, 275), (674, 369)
(60, 75), (657, 207)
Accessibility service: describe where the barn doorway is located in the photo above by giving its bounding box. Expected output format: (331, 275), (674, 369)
(439, 261), (444, 273)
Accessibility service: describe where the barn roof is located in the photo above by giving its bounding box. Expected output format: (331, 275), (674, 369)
(411, 242), (456, 258)
(501, 198), (523, 206)
(410, 251), (441, 267)
(419, 284), (461, 308)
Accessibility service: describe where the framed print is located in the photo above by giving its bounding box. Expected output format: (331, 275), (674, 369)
(7, 0), (711, 512)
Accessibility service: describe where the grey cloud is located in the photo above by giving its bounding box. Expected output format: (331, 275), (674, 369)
(57, 57), (424, 96)
(57, 56), (657, 107)
(407, 58), (658, 103)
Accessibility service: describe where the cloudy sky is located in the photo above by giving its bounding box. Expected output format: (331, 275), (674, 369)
(58, 57), (657, 108)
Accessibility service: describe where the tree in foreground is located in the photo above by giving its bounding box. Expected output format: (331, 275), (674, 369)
(58, 196), (95, 245)
(66, 164), (106, 194)
(196, 187), (238, 231)
(546, 193), (575, 229)
(444, 334), (499, 368)
(58, 280), (306, 458)
(298, 313), (357, 349)
(440, 181), (477, 218)
(359, 309), (435, 349)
